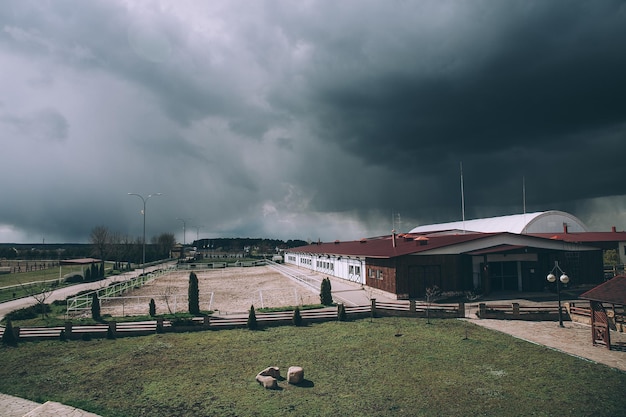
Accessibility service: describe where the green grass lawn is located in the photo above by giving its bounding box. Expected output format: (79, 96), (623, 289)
(1, 318), (624, 417)
(0, 263), (120, 303)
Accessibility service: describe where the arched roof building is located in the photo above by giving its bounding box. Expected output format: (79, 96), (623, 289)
(409, 210), (588, 235)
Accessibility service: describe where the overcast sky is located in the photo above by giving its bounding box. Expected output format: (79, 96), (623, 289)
(1, 1), (626, 244)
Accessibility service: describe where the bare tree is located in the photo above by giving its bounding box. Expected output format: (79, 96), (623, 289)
(425, 285), (441, 325)
(20, 282), (54, 319)
(90, 226), (109, 260)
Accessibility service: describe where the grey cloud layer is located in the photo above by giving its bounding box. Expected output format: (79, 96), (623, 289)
(1, 0), (625, 244)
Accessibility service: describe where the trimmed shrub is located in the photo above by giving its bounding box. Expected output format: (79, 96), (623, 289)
(320, 277), (333, 306)
(1, 320), (18, 347)
(292, 306), (303, 326)
(91, 292), (101, 321)
(64, 274), (84, 284)
(337, 303), (347, 321)
(247, 305), (258, 330)
(59, 329), (67, 342)
(188, 272), (200, 315)
(4, 304), (51, 321)
(149, 298), (156, 317)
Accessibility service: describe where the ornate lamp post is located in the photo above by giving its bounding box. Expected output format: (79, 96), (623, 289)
(128, 193), (161, 273)
(547, 261), (570, 327)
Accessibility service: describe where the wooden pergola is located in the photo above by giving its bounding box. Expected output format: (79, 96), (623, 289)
(579, 275), (626, 350)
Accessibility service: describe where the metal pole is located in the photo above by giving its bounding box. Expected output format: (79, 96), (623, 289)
(556, 269), (564, 327)
(129, 193), (161, 274)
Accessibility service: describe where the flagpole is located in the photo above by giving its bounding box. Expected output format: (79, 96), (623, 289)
(460, 162), (465, 233)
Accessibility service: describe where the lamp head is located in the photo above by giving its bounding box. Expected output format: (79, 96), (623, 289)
(560, 274), (569, 284)
(547, 273), (556, 283)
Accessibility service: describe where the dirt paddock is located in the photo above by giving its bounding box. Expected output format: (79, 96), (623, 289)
(97, 266), (320, 316)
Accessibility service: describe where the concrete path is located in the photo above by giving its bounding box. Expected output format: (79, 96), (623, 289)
(0, 393), (102, 417)
(467, 316), (626, 372)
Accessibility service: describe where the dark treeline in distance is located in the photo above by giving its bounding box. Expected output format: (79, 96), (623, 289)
(1, 237), (308, 262)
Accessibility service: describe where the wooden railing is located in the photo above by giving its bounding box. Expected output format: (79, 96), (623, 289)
(0, 299), (464, 342)
(477, 302), (563, 321)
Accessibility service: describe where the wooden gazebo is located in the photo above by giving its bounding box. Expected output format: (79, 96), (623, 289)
(579, 275), (626, 350)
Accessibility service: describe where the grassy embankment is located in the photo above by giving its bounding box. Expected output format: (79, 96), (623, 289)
(1, 317), (624, 417)
(0, 262), (120, 303)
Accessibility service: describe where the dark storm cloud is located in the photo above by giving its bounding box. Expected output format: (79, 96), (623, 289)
(287, 1), (626, 218)
(1, 0), (625, 244)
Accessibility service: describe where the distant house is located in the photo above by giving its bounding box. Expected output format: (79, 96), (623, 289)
(285, 211), (626, 299)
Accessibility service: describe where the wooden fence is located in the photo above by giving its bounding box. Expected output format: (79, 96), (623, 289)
(476, 302), (563, 321)
(0, 299), (464, 342)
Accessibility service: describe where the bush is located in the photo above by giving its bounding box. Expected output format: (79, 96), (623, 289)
(188, 272), (200, 315)
(337, 303), (347, 321)
(247, 305), (258, 330)
(4, 304), (51, 322)
(64, 274), (84, 284)
(320, 277), (333, 306)
(149, 298), (156, 317)
(1, 320), (18, 347)
(91, 293), (101, 321)
(292, 306), (303, 326)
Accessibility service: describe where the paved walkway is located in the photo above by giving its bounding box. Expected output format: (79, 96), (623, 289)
(467, 317), (626, 372)
(0, 393), (102, 417)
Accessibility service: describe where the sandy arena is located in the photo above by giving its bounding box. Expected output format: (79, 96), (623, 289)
(97, 266), (320, 316)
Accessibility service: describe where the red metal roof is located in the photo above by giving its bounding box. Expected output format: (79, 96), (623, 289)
(464, 245), (526, 256)
(531, 231), (626, 243)
(289, 233), (498, 258)
(579, 275), (626, 305)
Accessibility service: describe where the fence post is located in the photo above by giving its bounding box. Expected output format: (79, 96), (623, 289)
(203, 316), (210, 326)
(409, 300), (416, 313)
(65, 322), (73, 339)
(108, 322), (117, 339)
(156, 318), (164, 333)
(512, 303), (520, 317)
(458, 302), (465, 318)
(479, 303), (486, 318)
(371, 298), (377, 318)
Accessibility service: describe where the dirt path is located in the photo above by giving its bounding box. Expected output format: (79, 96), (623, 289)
(96, 266), (320, 316)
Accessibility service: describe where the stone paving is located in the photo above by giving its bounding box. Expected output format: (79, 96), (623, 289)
(0, 393), (102, 417)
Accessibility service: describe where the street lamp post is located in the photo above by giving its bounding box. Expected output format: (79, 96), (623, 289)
(128, 193), (161, 273)
(177, 218), (187, 246)
(546, 261), (570, 327)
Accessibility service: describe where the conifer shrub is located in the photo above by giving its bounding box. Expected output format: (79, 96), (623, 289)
(188, 272), (200, 315)
(292, 306), (303, 326)
(1, 320), (18, 347)
(149, 298), (156, 317)
(91, 292), (101, 321)
(59, 330), (67, 342)
(337, 303), (347, 321)
(247, 305), (258, 330)
(320, 277), (333, 305)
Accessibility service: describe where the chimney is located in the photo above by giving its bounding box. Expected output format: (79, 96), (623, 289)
(392, 230), (396, 248)
(562, 222), (568, 233)
(612, 226), (617, 233)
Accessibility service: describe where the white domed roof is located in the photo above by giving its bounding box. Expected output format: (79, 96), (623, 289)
(409, 211), (588, 234)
